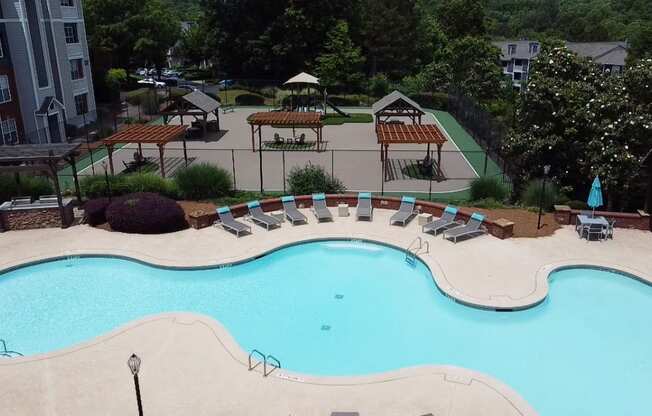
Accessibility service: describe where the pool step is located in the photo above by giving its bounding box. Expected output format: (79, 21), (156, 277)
(248, 349), (281, 377)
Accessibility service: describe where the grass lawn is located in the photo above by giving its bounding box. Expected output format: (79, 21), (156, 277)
(322, 113), (373, 125)
(218, 89), (274, 106)
(263, 141), (316, 150)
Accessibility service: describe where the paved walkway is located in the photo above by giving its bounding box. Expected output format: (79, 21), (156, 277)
(1, 210), (651, 415)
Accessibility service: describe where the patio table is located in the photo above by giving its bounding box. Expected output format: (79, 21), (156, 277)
(576, 215), (608, 239)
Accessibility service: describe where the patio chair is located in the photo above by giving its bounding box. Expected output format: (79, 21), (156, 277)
(273, 133), (284, 145)
(356, 192), (373, 221)
(311, 193), (333, 222)
(247, 200), (281, 231)
(296, 133), (306, 145)
(390, 196), (418, 226)
(581, 223), (605, 241)
(214, 207), (251, 237)
(604, 219), (615, 239)
(443, 213), (487, 243)
(422, 206), (462, 235)
(281, 195), (307, 225)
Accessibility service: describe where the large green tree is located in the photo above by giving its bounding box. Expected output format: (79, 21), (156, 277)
(315, 21), (365, 88)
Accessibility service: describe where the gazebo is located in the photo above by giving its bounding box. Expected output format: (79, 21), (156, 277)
(161, 90), (221, 133)
(0, 143), (82, 226)
(372, 90), (426, 125)
(376, 123), (448, 181)
(247, 112), (324, 151)
(103, 125), (187, 178)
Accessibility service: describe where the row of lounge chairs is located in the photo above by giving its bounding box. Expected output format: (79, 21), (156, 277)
(214, 194), (487, 243)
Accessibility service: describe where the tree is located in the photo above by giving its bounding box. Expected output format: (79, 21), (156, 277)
(104, 68), (127, 103)
(315, 21), (365, 87)
(132, 0), (181, 71)
(436, 0), (487, 38)
(177, 23), (210, 68)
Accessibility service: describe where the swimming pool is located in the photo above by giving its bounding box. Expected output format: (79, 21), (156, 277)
(1, 240), (651, 415)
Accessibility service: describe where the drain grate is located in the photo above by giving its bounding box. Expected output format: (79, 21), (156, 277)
(334, 294), (344, 299)
(321, 325), (331, 331)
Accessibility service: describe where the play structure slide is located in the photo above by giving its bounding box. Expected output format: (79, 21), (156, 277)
(326, 99), (351, 117)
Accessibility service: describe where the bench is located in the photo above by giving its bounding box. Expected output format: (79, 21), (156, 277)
(222, 105), (235, 114)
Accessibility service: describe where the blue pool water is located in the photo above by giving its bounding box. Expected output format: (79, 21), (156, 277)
(1, 240), (651, 415)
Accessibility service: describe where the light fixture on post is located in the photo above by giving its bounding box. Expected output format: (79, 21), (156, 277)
(127, 353), (144, 416)
(537, 165), (551, 230)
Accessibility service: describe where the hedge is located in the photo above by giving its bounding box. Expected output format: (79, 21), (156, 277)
(105, 192), (187, 234)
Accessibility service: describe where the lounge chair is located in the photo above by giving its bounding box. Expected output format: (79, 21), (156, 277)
(281, 195), (307, 225)
(422, 206), (461, 235)
(247, 200), (281, 230)
(389, 196), (418, 226)
(311, 193), (333, 222)
(214, 206), (251, 237)
(443, 213), (487, 243)
(356, 192), (373, 221)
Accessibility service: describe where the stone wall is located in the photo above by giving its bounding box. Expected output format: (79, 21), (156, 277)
(554, 205), (651, 231)
(0, 205), (74, 231)
(188, 194), (515, 239)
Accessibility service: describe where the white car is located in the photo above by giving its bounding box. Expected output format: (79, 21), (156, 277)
(137, 78), (166, 88)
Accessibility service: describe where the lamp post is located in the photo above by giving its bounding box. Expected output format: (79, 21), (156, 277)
(537, 165), (551, 230)
(127, 354), (143, 416)
(102, 162), (112, 201)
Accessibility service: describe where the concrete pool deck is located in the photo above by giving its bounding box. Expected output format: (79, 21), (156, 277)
(1, 209), (651, 415)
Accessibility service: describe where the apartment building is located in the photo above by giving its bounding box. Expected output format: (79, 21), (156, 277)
(0, 0), (96, 145)
(493, 40), (628, 91)
(0, 8), (23, 145)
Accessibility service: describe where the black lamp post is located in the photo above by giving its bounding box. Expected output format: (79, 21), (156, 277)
(127, 354), (144, 416)
(537, 165), (551, 230)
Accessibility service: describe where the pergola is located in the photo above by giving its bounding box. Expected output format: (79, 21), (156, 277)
(0, 143), (82, 224)
(376, 123), (448, 180)
(161, 90), (221, 133)
(103, 125), (187, 178)
(372, 90), (426, 125)
(247, 111), (324, 151)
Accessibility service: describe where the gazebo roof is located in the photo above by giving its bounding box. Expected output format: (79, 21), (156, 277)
(103, 125), (187, 146)
(182, 90), (220, 113)
(247, 111), (323, 127)
(372, 90), (425, 116)
(284, 72), (320, 86)
(376, 123), (447, 145)
(0, 143), (81, 164)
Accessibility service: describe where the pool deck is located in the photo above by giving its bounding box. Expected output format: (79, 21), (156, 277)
(1, 208), (651, 415)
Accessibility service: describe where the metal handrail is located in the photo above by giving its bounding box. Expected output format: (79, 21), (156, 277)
(265, 355), (281, 377)
(405, 237), (423, 261)
(0, 339), (23, 357)
(248, 349), (266, 373)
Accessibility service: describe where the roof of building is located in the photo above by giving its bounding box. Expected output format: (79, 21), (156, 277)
(372, 91), (425, 116)
(103, 125), (187, 146)
(35, 96), (64, 116)
(0, 143), (81, 164)
(492, 40), (541, 60)
(376, 123), (447, 145)
(182, 90), (220, 113)
(247, 111), (323, 127)
(493, 39), (628, 66)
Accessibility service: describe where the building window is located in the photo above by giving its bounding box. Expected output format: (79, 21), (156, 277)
(70, 58), (84, 80)
(514, 72), (522, 80)
(507, 61), (514, 73)
(529, 42), (539, 54)
(0, 76), (11, 103)
(64, 23), (79, 43)
(508, 44), (517, 55)
(61, 0), (74, 6)
(1, 118), (18, 145)
(74, 93), (88, 115)
(515, 59), (522, 66)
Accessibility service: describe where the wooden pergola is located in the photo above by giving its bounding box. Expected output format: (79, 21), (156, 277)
(372, 91), (426, 125)
(247, 111), (324, 151)
(0, 143), (82, 226)
(103, 125), (187, 178)
(161, 90), (221, 133)
(376, 123), (448, 180)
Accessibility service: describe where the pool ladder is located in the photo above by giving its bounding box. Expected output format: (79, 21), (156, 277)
(0, 339), (23, 358)
(405, 237), (429, 265)
(248, 349), (281, 377)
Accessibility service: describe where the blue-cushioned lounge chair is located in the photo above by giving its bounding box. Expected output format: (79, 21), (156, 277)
(311, 193), (333, 222)
(443, 213), (487, 243)
(356, 192), (373, 221)
(281, 196), (307, 225)
(247, 200), (281, 230)
(390, 196), (417, 226)
(214, 206), (251, 237)
(422, 206), (461, 235)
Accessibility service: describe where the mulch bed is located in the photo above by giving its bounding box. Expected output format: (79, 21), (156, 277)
(466, 207), (561, 238)
(178, 200), (217, 222)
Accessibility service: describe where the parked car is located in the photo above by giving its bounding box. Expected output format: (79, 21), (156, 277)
(218, 79), (235, 88)
(136, 68), (147, 76)
(177, 84), (197, 93)
(137, 78), (166, 88)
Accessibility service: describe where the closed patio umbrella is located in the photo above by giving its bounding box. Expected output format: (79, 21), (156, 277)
(587, 176), (603, 217)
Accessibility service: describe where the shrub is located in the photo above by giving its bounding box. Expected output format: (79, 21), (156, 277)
(260, 86), (278, 98)
(175, 163), (232, 200)
(0, 174), (53, 203)
(124, 173), (179, 199)
(235, 93), (265, 106)
(369, 73), (390, 97)
(521, 179), (559, 211)
(568, 200), (589, 210)
(287, 164), (345, 195)
(141, 90), (160, 115)
(106, 192), (187, 234)
(80, 175), (129, 199)
(409, 92), (448, 110)
(328, 95), (363, 106)
(470, 176), (509, 202)
(84, 197), (110, 226)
